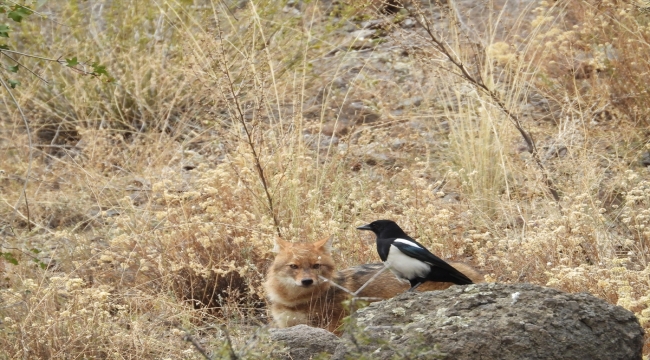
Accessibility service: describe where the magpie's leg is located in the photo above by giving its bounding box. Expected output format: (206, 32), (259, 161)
(407, 282), (423, 292)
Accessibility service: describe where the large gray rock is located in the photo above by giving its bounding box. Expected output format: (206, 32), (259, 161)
(270, 324), (341, 360)
(334, 283), (644, 360)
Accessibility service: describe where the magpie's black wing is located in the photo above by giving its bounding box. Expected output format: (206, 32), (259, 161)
(391, 239), (473, 285)
(377, 241), (391, 262)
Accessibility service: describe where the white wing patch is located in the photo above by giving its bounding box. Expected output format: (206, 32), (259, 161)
(394, 238), (422, 248)
(385, 244), (430, 281)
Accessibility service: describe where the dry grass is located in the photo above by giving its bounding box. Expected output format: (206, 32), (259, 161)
(0, 0), (649, 358)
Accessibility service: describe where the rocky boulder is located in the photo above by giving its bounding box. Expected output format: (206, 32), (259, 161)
(270, 324), (341, 360)
(333, 283), (644, 360)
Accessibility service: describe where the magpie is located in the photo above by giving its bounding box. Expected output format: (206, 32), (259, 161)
(357, 219), (473, 291)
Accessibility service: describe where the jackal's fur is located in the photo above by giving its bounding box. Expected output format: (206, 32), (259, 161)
(264, 237), (484, 333)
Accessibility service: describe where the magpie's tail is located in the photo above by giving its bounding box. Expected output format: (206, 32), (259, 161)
(450, 272), (474, 285)
(428, 267), (474, 285)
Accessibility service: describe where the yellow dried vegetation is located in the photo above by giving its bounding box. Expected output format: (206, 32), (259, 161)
(0, 0), (648, 357)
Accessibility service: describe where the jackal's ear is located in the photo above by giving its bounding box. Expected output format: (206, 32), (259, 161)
(314, 236), (334, 253)
(272, 238), (291, 253)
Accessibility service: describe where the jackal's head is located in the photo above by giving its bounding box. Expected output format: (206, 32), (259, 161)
(264, 236), (336, 305)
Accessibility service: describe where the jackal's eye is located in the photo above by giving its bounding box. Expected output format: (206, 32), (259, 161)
(288, 264), (299, 269)
(312, 264), (321, 270)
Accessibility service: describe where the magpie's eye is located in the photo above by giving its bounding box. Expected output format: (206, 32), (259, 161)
(289, 264), (299, 269)
(312, 264), (321, 270)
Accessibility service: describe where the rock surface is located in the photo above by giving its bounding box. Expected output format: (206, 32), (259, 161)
(333, 283), (644, 360)
(270, 324), (341, 360)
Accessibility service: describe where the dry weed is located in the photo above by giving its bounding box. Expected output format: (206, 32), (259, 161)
(1, 0), (649, 357)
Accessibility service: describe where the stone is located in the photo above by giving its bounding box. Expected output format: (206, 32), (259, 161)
(333, 283), (644, 360)
(270, 324), (341, 360)
(441, 192), (460, 203)
(353, 143), (396, 167)
(360, 19), (386, 30)
(343, 101), (380, 125)
(544, 143), (568, 160)
(303, 133), (340, 150)
(397, 96), (423, 109)
(393, 62), (409, 75)
(348, 29), (376, 41)
(640, 151), (650, 167)
(321, 121), (349, 137)
(401, 18), (416, 28)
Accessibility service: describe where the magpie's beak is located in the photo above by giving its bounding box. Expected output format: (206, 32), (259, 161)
(356, 224), (373, 231)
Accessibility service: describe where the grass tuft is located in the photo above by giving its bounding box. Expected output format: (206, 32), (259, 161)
(0, 0), (649, 357)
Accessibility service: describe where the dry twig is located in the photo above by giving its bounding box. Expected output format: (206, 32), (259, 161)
(409, 3), (561, 202)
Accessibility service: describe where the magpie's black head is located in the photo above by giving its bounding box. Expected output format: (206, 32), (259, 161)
(356, 220), (407, 238)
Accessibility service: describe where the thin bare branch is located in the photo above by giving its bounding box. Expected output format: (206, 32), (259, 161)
(0, 52), (49, 83)
(222, 325), (239, 360)
(214, 13), (282, 237)
(410, 5), (561, 202)
(22, 189), (31, 232)
(0, 74), (35, 226)
(0, 48), (62, 62)
(0, 49), (100, 78)
(352, 265), (388, 296)
(183, 333), (211, 360)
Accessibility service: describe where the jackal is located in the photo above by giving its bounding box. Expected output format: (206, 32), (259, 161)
(264, 236), (484, 333)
